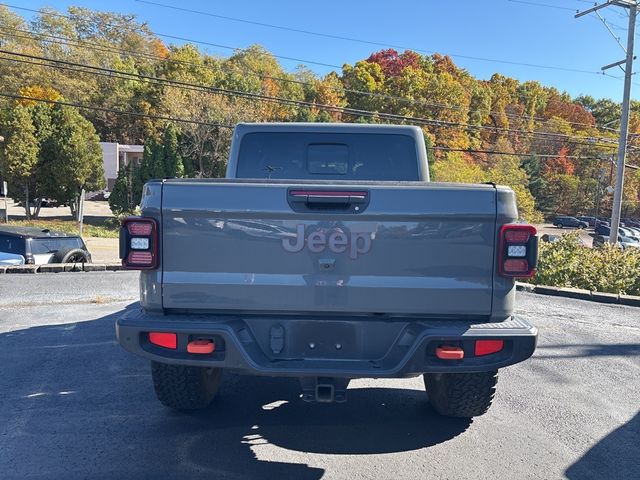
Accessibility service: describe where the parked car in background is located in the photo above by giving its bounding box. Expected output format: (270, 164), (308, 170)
(620, 227), (640, 241)
(577, 216), (597, 226)
(595, 224), (628, 237)
(593, 234), (640, 250)
(0, 227), (92, 264)
(0, 251), (25, 266)
(553, 216), (588, 229)
(540, 234), (561, 243)
(622, 218), (640, 228)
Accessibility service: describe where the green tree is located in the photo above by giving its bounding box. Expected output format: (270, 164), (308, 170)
(138, 136), (165, 182)
(0, 104), (41, 218)
(521, 155), (548, 212)
(109, 162), (137, 214)
(162, 124), (184, 178)
(38, 105), (105, 218)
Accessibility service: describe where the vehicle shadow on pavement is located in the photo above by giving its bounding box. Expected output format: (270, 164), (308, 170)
(0, 308), (471, 480)
(565, 411), (640, 480)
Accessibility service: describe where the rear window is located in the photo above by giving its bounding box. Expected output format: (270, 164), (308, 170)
(30, 237), (84, 255)
(0, 234), (25, 255)
(236, 132), (419, 181)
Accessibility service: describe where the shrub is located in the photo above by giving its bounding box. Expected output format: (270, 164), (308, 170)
(529, 233), (640, 295)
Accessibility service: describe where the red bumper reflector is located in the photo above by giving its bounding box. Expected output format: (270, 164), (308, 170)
(503, 258), (529, 273)
(149, 332), (177, 349)
(435, 345), (464, 360)
(187, 339), (215, 354)
(475, 339), (504, 356)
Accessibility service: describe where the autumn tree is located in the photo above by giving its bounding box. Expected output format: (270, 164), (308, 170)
(431, 152), (486, 184)
(484, 141), (541, 222)
(367, 49), (421, 78)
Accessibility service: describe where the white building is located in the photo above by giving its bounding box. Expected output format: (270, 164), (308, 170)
(100, 142), (144, 191)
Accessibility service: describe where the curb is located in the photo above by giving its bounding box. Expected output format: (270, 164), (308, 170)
(1, 263), (126, 273)
(516, 282), (640, 307)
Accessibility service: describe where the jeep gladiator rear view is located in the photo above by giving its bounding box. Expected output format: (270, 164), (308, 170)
(116, 123), (538, 418)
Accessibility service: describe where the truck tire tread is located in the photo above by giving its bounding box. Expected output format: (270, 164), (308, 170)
(423, 370), (498, 418)
(151, 362), (222, 410)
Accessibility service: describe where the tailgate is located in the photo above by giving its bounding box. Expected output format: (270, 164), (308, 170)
(160, 181), (498, 316)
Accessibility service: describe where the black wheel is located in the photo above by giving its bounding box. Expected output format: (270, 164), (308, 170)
(556, 224), (563, 229)
(53, 248), (89, 263)
(151, 362), (223, 410)
(424, 371), (498, 418)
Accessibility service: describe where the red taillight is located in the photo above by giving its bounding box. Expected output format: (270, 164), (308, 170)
(475, 339), (504, 356)
(503, 259), (529, 273)
(499, 224), (537, 278)
(149, 332), (177, 349)
(121, 217), (158, 270)
(127, 251), (153, 264)
(127, 222), (153, 236)
(504, 229), (531, 243)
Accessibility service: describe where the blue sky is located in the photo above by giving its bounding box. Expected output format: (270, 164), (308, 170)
(11, 0), (640, 101)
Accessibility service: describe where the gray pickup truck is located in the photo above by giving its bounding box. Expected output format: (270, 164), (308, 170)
(117, 123), (538, 418)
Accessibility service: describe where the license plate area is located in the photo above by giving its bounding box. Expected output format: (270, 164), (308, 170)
(289, 321), (359, 359)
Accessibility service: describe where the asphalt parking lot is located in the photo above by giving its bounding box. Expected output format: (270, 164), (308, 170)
(0, 273), (638, 480)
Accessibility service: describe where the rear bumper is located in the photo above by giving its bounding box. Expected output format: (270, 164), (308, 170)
(116, 306), (537, 378)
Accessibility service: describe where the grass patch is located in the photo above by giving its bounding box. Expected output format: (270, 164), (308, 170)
(7, 218), (120, 238)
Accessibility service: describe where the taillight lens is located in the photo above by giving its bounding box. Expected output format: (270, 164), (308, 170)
(127, 222), (153, 236)
(499, 224), (537, 278)
(120, 217), (158, 270)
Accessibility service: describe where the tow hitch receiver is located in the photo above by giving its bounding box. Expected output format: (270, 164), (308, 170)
(300, 377), (350, 403)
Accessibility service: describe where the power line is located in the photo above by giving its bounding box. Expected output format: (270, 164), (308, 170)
(435, 146), (640, 167)
(509, 0), (638, 35)
(0, 25), (616, 132)
(0, 26), (462, 111)
(133, 0), (609, 75)
(434, 146), (602, 159)
(0, 3), (343, 70)
(0, 92), (234, 127)
(507, 0), (576, 12)
(5, 91), (635, 169)
(0, 48), (623, 148)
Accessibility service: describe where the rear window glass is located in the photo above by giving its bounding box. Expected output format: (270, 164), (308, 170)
(307, 144), (349, 175)
(236, 132), (419, 180)
(30, 237), (83, 254)
(0, 234), (25, 255)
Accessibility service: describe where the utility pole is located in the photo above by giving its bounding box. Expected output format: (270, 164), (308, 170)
(576, 1), (638, 244)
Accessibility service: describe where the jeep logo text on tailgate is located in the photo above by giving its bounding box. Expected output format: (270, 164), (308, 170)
(283, 225), (372, 259)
